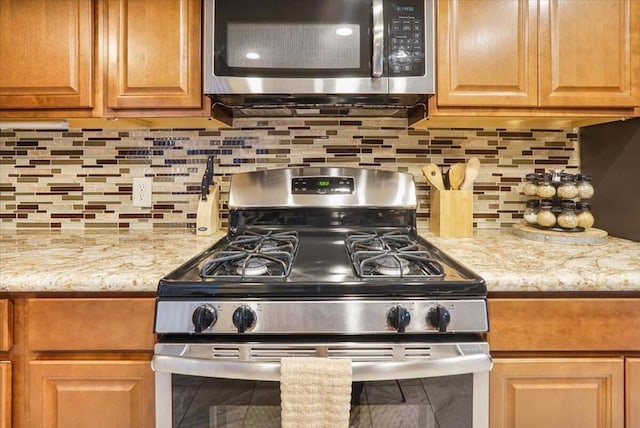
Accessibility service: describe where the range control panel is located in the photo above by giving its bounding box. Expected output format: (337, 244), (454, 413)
(388, 0), (425, 76)
(292, 176), (355, 195)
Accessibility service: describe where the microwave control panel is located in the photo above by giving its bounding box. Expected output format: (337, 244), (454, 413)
(292, 177), (355, 195)
(388, 1), (425, 77)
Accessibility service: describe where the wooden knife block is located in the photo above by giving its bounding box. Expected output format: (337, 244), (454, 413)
(196, 184), (219, 236)
(429, 189), (473, 237)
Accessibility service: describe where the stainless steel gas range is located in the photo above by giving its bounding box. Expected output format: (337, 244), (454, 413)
(152, 167), (491, 428)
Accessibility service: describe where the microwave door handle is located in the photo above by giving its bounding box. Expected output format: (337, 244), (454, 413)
(151, 353), (492, 382)
(372, 0), (384, 78)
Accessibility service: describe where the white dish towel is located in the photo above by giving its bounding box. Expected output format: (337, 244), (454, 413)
(280, 357), (353, 428)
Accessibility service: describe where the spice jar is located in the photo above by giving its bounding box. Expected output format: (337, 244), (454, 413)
(523, 199), (539, 224)
(522, 173), (539, 196)
(576, 173), (595, 199)
(556, 174), (579, 199)
(536, 200), (556, 227)
(557, 200), (579, 229)
(536, 173), (556, 198)
(576, 201), (595, 229)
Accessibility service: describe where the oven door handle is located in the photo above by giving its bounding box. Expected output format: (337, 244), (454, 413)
(372, 0), (384, 78)
(152, 353), (492, 382)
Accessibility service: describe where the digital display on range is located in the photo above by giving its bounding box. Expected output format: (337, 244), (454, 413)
(292, 177), (355, 195)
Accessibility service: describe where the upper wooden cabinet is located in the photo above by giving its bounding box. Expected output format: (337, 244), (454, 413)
(436, 0), (640, 110)
(105, 0), (202, 110)
(0, 0), (205, 117)
(0, 0), (94, 110)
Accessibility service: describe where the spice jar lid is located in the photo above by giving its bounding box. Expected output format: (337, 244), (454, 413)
(526, 199), (540, 208)
(525, 173), (538, 182)
(560, 173), (576, 183)
(577, 173), (592, 181)
(539, 200), (553, 209)
(561, 200), (576, 210)
(576, 201), (592, 210)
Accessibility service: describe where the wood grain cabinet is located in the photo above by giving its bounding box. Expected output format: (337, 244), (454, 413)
(490, 358), (624, 428)
(105, 0), (203, 111)
(436, 0), (640, 111)
(628, 359), (640, 428)
(0, 0), (94, 110)
(18, 297), (157, 428)
(488, 298), (640, 428)
(0, 0), (205, 117)
(0, 362), (10, 428)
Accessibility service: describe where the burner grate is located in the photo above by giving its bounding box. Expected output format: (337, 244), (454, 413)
(346, 231), (445, 279)
(200, 230), (299, 279)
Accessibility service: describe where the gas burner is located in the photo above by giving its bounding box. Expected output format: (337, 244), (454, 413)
(200, 230), (299, 279)
(375, 255), (410, 276)
(346, 231), (445, 279)
(235, 258), (269, 276)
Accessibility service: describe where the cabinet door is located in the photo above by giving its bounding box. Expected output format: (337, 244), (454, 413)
(0, 0), (93, 109)
(29, 360), (154, 428)
(436, 0), (538, 107)
(0, 362), (10, 428)
(490, 358), (624, 428)
(628, 359), (640, 428)
(539, 0), (640, 107)
(106, 0), (202, 109)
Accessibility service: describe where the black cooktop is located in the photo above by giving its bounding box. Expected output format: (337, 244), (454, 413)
(157, 228), (486, 299)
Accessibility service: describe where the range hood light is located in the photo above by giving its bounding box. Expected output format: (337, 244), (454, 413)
(245, 52), (260, 60)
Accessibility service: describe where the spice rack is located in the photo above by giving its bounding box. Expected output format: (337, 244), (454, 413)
(513, 170), (607, 244)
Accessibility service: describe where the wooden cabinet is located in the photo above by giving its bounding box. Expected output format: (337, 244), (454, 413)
(6, 297), (157, 428)
(628, 359), (640, 428)
(0, 0), (94, 110)
(488, 297), (640, 428)
(490, 358), (624, 428)
(0, 300), (11, 353)
(0, 362), (10, 428)
(0, 0), (205, 117)
(29, 360), (153, 428)
(105, 0), (202, 111)
(435, 0), (640, 113)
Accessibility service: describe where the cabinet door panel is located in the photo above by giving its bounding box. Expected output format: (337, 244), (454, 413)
(0, 300), (11, 352)
(436, 0), (538, 107)
(0, 0), (93, 109)
(29, 360), (154, 428)
(539, 0), (640, 107)
(106, 0), (202, 109)
(628, 359), (640, 428)
(490, 358), (624, 428)
(0, 362), (10, 428)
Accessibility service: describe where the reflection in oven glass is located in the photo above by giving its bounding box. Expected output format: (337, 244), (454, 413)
(171, 374), (472, 427)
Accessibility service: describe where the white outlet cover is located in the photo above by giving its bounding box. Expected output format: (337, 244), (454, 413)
(132, 177), (153, 208)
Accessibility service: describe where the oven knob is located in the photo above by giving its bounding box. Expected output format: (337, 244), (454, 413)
(232, 305), (257, 333)
(427, 305), (451, 332)
(192, 305), (217, 333)
(387, 305), (411, 333)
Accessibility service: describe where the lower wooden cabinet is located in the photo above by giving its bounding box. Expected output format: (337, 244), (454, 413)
(28, 360), (154, 428)
(490, 358), (624, 428)
(628, 359), (640, 428)
(0, 362), (10, 428)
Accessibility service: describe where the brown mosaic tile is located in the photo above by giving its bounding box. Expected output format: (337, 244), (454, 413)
(0, 117), (580, 230)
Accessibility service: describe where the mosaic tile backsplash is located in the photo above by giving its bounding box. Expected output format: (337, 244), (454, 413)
(0, 118), (579, 230)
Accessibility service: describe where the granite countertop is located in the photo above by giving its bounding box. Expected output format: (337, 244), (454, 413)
(1, 228), (639, 293)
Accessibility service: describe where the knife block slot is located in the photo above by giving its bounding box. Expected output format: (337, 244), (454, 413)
(196, 184), (219, 236)
(429, 189), (473, 237)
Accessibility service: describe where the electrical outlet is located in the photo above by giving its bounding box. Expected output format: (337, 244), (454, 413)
(132, 177), (153, 208)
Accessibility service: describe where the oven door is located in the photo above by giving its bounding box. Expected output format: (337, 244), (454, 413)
(152, 341), (491, 428)
(204, 0), (386, 94)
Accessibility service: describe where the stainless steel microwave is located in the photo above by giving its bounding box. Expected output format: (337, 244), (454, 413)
(203, 0), (435, 98)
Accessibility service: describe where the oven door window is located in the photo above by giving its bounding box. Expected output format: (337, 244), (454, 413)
(172, 374), (472, 427)
(214, 0), (373, 77)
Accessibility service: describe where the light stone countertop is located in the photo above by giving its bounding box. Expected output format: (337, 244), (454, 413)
(1, 228), (639, 293)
